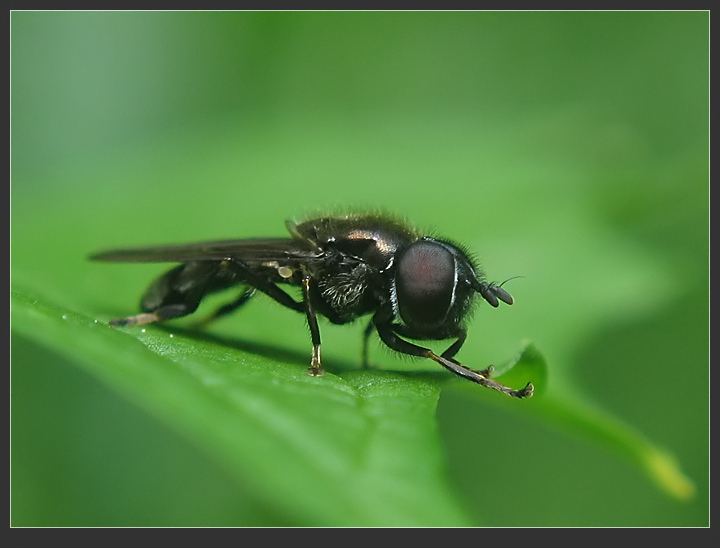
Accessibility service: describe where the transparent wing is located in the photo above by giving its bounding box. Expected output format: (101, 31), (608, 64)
(90, 238), (322, 265)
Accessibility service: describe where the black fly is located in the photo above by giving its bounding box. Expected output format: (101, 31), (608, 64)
(91, 213), (533, 398)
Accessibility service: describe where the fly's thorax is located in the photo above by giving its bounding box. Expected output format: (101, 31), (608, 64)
(307, 251), (381, 323)
(292, 214), (418, 271)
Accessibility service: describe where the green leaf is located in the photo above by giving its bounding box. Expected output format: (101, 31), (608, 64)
(11, 12), (706, 525)
(489, 341), (694, 501)
(11, 285), (474, 526)
(13, 281), (694, 526)
(529, 391), (695, 501)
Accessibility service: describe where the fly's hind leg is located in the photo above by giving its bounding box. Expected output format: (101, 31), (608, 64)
(109, 262), (219, 327)
(192, 287), (256, 329)
(109, 313), (158, 326)
(108, 304), (195, 326)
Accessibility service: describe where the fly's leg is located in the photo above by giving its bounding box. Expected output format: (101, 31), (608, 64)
(372, 306), (533, 398)
(108, 263), (221, 327)
(361, 319), (375, 368)
(192, 287), (256, 329)
(109, 301), (202, 327)
(109, 310), (174, 326)
(393, 324), (491, 377)
(301, 271), (323, 376)
(228, 259), (324, 376)
(435, 329), (493, 377)
(110, 287), (256, 329)
(108, 257), (327, 378)
(440, 329), (466, 360)
(110, 315), (155, 326)
(227, 260), (304, 313)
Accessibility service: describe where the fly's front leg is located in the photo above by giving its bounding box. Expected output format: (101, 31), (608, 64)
(440, 330), (465, 360)
(301, 271), (323, 376)
(435, 330), (493, 377)
(372, 307), (533, 398)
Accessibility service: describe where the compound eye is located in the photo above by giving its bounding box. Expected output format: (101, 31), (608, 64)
(395, 240), (456, 328)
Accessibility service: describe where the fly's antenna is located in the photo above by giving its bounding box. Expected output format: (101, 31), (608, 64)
(470, 276), (519, 307)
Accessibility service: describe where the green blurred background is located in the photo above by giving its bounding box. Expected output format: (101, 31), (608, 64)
(11, 11), (708, 526)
